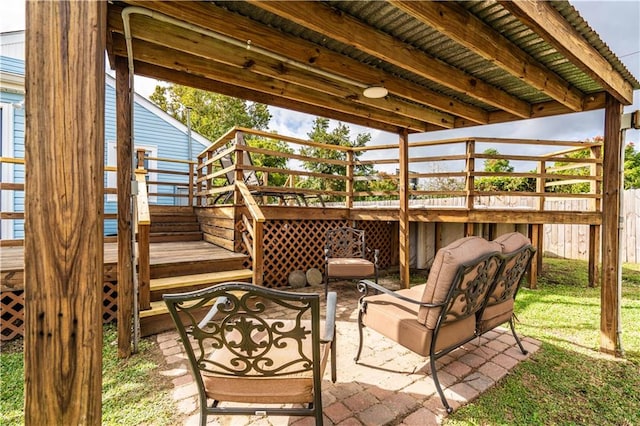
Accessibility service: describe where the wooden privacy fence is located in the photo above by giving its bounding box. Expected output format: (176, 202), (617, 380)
(542, 189), (639, 263)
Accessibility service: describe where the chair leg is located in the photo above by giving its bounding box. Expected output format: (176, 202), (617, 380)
(331, 330), (337, 383)
(430, 355), (452, 414)
(509, 317), (528, 355)
(354, 309), (365, 363)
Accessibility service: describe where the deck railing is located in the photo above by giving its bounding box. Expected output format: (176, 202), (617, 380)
(0, 151), (196, 246)
(195, 128), (603, 211)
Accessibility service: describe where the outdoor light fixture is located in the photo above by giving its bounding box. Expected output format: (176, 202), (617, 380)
(362, 86), (388, 99)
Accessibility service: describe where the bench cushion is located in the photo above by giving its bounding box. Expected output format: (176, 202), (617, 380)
(417, 236), (501, 328)
(478, 232), (532, 332)
(362, 286), (476, 356)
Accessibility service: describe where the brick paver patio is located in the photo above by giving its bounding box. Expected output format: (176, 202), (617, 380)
(155, 280), (540, 425)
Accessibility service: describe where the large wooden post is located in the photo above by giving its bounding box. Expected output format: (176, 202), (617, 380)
(24, 2), (106, 424)
(116, 56), (133, 358)
(600, 95), (623, 356)
(399, 129), (410, 288)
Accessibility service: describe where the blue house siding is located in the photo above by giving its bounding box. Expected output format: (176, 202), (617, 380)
(1, 54), (209, 239)
(0, 89), (25, 238)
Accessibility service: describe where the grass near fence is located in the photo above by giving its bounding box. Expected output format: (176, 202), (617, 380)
(446, 258), (640, 426)
(1, 258), (639, 425)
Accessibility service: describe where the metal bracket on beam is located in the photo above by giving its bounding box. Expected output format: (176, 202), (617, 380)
(621, 110), (639, 130)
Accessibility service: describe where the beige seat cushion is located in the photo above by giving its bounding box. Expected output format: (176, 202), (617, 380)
(493, 232), (531, 254)
(327, 258), (375, 278)
(201, 321), (330, 404)
(478, 299), (513, 333)
(479, 232), (532, 327)
(362, 285), (476, 356)
(417, 237), (501, 328)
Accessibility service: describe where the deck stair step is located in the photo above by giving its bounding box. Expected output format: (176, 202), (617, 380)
(149, 231), (203, 243)
(147, 205), (204, 243)
(150, 269), (253, 295)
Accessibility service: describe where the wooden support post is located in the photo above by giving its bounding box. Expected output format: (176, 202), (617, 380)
(600, 95), (624, 356)
(346, 150), (354, 209)
(24, 1), (105, 424)
(115, 56), (133, 358)
(537, 160), (546, 211)
(589, 225), (601, 288)
(465, 139), (475, 236)
(399, 130), (410, 288)
(588, 145), (602, 288)
(528, 224), (541, 289)
(234, 131), (244, 206)
(188, 161), (194, 206)
(253, 221), (264, 285)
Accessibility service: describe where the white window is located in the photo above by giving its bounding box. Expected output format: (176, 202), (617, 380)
(106, 142), (157, 202)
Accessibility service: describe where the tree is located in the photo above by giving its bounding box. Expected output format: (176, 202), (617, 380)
(150, 85), (270, 142)
(298, 118), (372, 200)
(624, 142), (640, 189)
(150, 84), (292, 186)
(475, 148), (534, 192)
(547, 146), (592, 194)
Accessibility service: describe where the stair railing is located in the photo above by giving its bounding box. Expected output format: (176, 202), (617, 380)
(134, 149), (151, 310)
(236, 181), (265, 285)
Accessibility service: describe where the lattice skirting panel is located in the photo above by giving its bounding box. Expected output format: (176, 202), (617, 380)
(1, 282), (119, 342)
(261, 219), (395, 288)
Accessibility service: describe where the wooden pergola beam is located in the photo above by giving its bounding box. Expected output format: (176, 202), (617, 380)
(115, 1), (490, 125)
(249, 0), (533, 118)
(24, 1), (105, 423)
(110, 35), (434, 132)
(499, 0), (634, 105)
(390, 0), (585, 112)
(131, 61), (405, 134)
(109, 13), (455, 128)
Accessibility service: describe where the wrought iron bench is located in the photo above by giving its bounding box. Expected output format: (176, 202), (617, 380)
(355, 233), (535, 413)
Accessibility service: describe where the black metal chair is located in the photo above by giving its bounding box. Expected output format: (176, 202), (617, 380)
(164, 282), (337, 425)
(324, 227), (379, 297)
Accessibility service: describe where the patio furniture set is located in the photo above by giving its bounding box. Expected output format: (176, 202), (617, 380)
(164, 229), (534, 425)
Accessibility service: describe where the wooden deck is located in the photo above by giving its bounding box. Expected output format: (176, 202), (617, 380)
(0, 240), (246, 292)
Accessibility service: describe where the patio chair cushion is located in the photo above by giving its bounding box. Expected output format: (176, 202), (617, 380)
(327, 257), (375, 278)
(493, 232), (531, 253)
(478, 298), (514, 332)
(202, 320), (331, 404)
(362, 286), (475, 356)
(417, 236), (501, 328)
(477, 232), (532, 333)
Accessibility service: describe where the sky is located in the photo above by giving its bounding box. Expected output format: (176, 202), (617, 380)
(1, 0), (639, 153)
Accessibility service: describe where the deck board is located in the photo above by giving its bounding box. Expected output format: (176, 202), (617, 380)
(1, 241), (245, 291)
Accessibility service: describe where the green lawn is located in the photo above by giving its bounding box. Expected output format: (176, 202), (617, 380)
(0, 326), (182, 426)
(2, 258), (639, 425)
(445, 259), (640, 426)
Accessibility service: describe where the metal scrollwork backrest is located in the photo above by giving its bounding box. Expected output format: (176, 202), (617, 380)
(326, 227), (366, 259)
(487, 245), (535, 305)
(164, 282), (320, 379)
(441, 253), (503, 323)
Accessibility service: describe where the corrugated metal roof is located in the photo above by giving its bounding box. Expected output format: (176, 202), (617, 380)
(111, 0), (638, 133)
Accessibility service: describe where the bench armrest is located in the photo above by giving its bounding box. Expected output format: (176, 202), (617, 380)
(357, 279), (445, 308)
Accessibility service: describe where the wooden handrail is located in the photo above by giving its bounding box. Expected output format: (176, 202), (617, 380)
(134, 169), (150, 310)
(236, 181), (265, 222)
